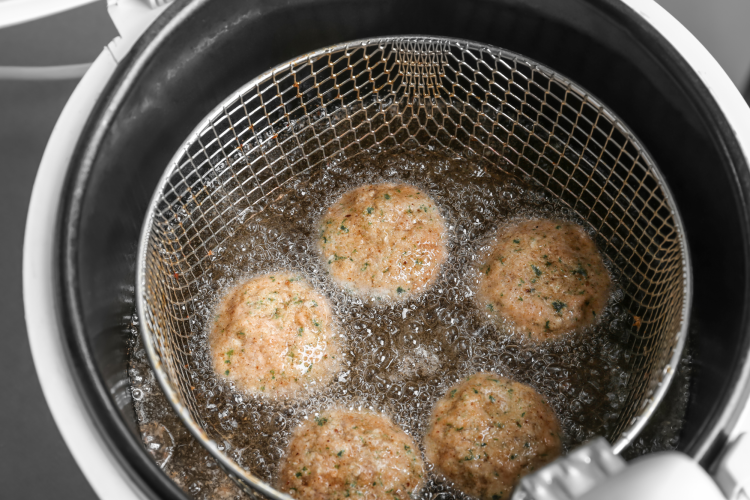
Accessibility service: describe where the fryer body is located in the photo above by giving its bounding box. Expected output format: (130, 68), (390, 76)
(24, 1), (750, 499)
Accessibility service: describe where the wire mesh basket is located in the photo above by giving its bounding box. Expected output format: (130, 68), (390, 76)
(137, 36), (690, 498)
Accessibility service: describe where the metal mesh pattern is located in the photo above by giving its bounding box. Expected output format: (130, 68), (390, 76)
(137, 37), (689, 494)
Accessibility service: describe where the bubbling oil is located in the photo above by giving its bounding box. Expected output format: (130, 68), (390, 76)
(130, 146), (671, 499)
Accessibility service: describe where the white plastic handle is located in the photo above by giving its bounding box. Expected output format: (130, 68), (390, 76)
(0, 0), (100, 30)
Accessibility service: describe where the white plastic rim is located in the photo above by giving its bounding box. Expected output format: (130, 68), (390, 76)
(22, 48), (148, 500)
(619, 0), (750, 447)
(22, 2), (750, 499)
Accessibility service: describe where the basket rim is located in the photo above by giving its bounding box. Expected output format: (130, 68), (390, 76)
(135, 34), (692, 497)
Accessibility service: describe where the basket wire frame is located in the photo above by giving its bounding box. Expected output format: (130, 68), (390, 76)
(137, 36), (690, 498)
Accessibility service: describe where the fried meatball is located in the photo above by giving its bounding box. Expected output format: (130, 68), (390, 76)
(209, 272), (341, 398)
(278, 409), (425, 500)
(318, 183), (447, 301)
(477, 219), (611, 340)
(424, 373), (562, 500)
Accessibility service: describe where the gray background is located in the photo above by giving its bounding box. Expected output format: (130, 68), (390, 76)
(0, 1), (747, 498)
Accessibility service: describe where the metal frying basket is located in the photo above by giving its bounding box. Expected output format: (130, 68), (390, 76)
(136, 36), (690, 497)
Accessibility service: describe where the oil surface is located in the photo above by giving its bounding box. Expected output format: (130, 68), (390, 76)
(129, 147), (689, 499)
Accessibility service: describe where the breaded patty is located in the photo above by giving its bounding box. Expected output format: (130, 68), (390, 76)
(477, 219), (611, 340)
(424, 373), (562, 500)
(209, 272), (341, 398)
(278, 409), (425, 500)
(318, 183), (447, 301)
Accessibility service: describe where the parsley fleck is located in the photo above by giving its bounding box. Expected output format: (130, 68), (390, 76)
(396, 286), (405, 294)
(315, 416), (328, 426)
(531, 264), (542, 277)
(551, 300), (566, 312)
(513, 239), (520, 244)
(572, 263), (588, 278)
(384, 193), (391, 200)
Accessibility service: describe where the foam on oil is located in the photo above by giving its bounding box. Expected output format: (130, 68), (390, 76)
(129, 146), (685, 499)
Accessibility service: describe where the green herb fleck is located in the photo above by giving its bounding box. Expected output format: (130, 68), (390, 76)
(551, 300), (566, 312)
(513, 239), (520, 244)
(337, 450), (344, 457)
(315, 416), (328, 426)
(531, 264), (542, 277)
(572, 263), (588, 278)
(396, 286), (405, 294)
(384, 193), (391, 200)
